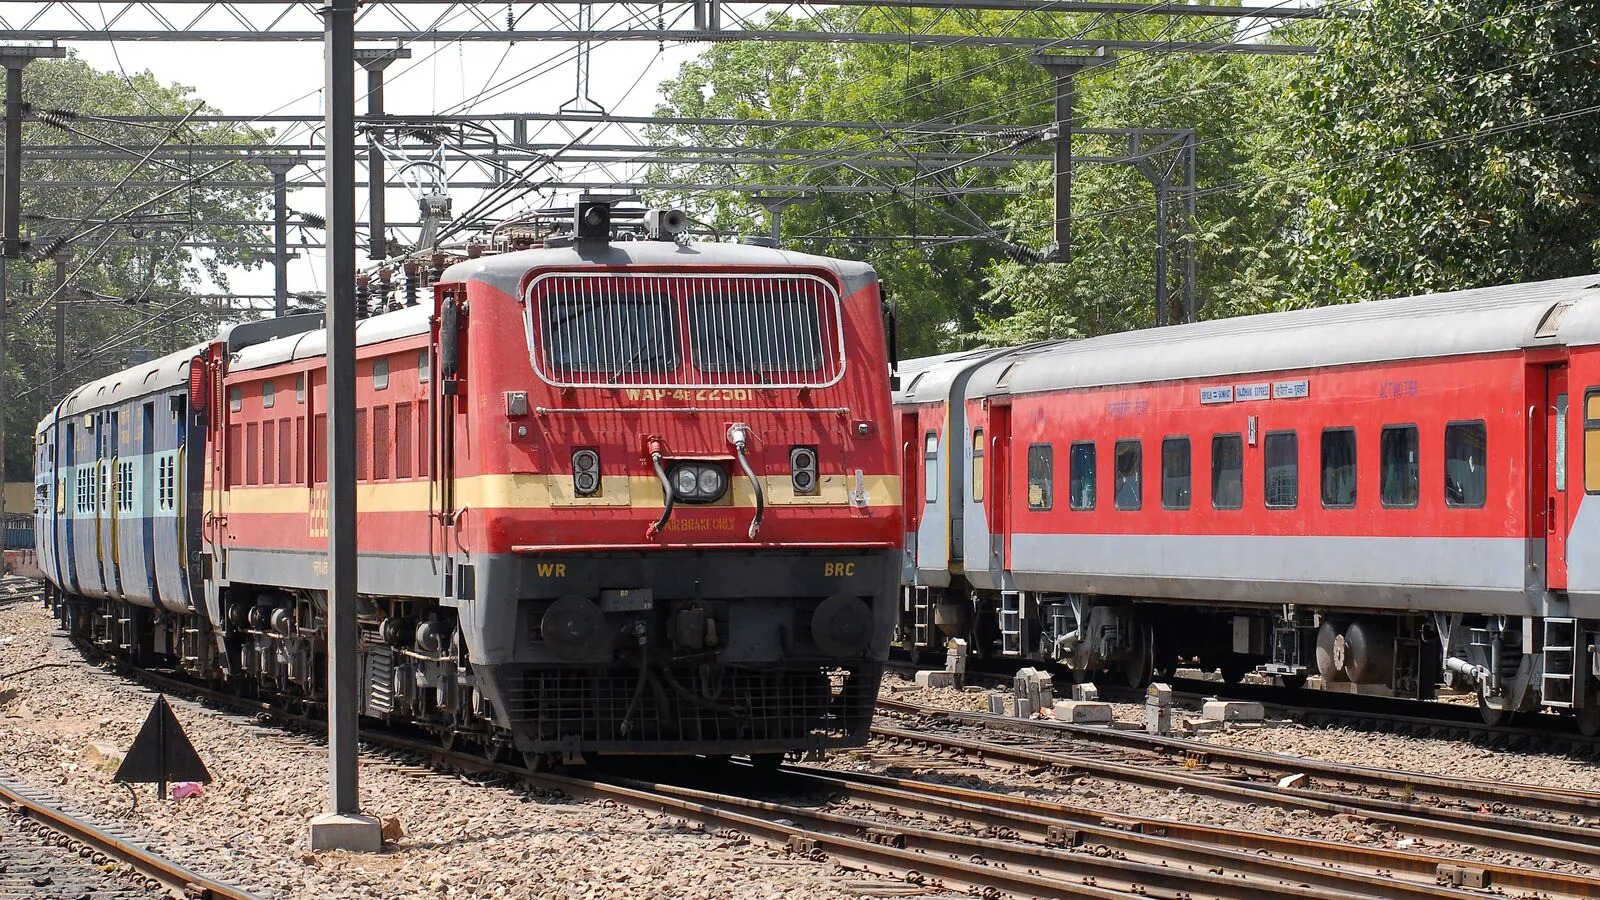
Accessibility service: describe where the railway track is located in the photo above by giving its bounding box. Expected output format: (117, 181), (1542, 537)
(0, 776), (256, 900)
(871, 700), (1600, 879)
(83, 650), (1600, 900)
(878, 696), (1600, 823)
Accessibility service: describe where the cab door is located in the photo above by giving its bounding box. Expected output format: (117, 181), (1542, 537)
(987, 403), (1012, 574)
(1547, 366), (1570, 590)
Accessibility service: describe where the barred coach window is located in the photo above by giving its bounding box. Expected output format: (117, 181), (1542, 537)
(1444, 421), (1487, 508)
(1264, 431), (1298, 509)
(1069, 441), (1096, 510)
(1027, 443), (1053, 511)
(1114, 439), (1142, 510)
(1161, 436), (1191, 510)
(1321, 428), (1357, 508)
(1211, 434), (1243, 510)
(1380, 425), (1420, 507)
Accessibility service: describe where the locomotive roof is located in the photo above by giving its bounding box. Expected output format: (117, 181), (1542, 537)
(441, 239), (879, 299)
(49, 341), (207, 425)
(965, 274), (1600, 398)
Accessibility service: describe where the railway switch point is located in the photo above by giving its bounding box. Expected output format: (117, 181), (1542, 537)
(1052, 699), (1113, 724)
(915, 670), (957, 689)
(309, 811), (383, 852)
(1201, 699), (1265, 722)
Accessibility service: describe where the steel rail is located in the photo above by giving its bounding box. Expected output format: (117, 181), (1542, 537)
(0, 777), (258, 900)
(870, 722), (1600, 868)
(70, 644), (1600, 900)
(799, 763), (1600, 899)
(877, 696), (1600, 819)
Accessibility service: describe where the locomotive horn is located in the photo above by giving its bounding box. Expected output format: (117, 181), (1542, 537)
(644, 208), (687, 240)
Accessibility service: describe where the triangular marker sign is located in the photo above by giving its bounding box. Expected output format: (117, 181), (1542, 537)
(114, 695), (211, 797)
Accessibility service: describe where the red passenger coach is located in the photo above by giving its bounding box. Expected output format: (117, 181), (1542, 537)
(154, 215), (903, 764)
(898, 275), (1600, 731)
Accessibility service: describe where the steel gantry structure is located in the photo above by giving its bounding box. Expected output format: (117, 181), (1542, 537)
(0, 1), (1324, 846)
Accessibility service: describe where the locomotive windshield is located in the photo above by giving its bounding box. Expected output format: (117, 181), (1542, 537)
(526, 271), (845, 389)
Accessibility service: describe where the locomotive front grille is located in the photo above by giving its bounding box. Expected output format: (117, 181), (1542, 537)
(500, 664), (878, 748)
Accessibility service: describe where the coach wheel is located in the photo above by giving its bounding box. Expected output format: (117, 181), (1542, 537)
(1577, 684), (1600, 738)
(439, 727), (458, 753)
(1478, 689), (1512, 727)
(1220, 659), (1251, 685)
(1121, 623), (1155, 689)
(1279, 675), (1309, 690)
(522, 752), (551, 773)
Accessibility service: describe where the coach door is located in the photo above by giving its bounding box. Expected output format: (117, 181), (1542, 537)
(987, 403), (1012, 574)
(1544, 366), (1571, 590)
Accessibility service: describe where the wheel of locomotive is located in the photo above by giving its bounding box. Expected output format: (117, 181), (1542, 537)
(521, 751), (551, 773)
(1577, 682), (1600, 738)
(483, 738), (513, 766)
(1478, 688), (1512, 727)
(749, 753), (784, 772)
(1279, 675), (1309, 690)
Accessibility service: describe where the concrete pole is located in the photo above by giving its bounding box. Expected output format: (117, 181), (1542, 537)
(1030, 50), (1112, 265)
(356, 48), (410, 261)
(308, 0), (381, 854)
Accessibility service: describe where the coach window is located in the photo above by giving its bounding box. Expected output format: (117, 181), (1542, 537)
(1161, 437), (1191, 510)
(374, 358), (390, 391)
(1212, 434), (1244, 509)
(1588, 391), (1600, 493)
(1321, 428), (1357, 508)
(923, 432), (939, 504)
(1380, 425), (1420, 507)
(1069, 442), (1096, 510)
(262, 381), (275, 409)
(1264, 431), (1298, 508)
(1445, 421), (1487, 507)
(972, 430), (985, 503)
(1114, 440), (1142, 510)
(1027, 443), (1053, 510)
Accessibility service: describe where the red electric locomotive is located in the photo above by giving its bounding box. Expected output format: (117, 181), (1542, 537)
(899, 274), (1600, 731)
(42, 204), (902, 765)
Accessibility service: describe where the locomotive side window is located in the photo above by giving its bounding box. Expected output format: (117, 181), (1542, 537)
(262, 381), (275, 409)
(1380, 425), (1420, 507)
(1445, 421), (1487, 507)
(923, 431), (939, 504)
(1069, 442), (1096, 510)
(1114, 440), (1142, 511)
(1264, 431), (1298, 509)
(1027, 443), (1054, 511)
(373, 358), (390, 391)
(1211, 434), (1244, 510)
(1161, 437), (1191, 510)
(1320, 428), (1357, 508)
(1587, 391), (1600, 493)
(972, 430), (985, 503)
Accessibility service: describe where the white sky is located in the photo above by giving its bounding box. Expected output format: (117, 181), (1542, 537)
(65, 35), (703, 299)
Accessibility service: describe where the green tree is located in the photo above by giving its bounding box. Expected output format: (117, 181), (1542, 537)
(2, 57), (272, 481)
(1284, 2), (1600, 301)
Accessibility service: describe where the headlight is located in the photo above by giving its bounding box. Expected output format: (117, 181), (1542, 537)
(668, 462), (728, 504)
(675, 466), (699, 495)
(697, 466), (724, 496)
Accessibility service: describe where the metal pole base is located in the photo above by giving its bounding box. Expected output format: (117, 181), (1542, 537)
(308, 812), (382, 852)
